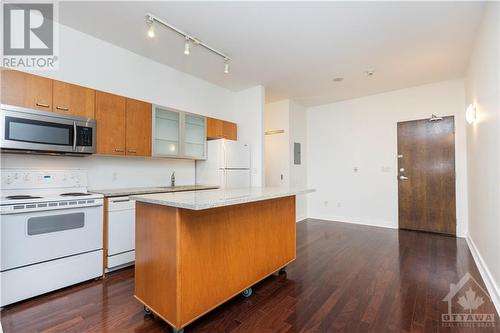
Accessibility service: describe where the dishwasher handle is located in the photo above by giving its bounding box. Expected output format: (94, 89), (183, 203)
(108, 197), (136, 211)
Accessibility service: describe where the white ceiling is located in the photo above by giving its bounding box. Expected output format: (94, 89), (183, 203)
(59, 1), (485, 106)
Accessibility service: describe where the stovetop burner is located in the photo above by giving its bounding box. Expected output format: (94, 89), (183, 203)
(60, 192), (92, 197)
(5, 195), (42, 200)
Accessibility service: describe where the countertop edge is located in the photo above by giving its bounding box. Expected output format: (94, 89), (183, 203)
(131, 188), (315, 210)
(89, 185), (219, 198)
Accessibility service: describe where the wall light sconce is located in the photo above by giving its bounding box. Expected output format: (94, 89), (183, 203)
(466, 104), (477, 124)
(264, 129), (285, 135)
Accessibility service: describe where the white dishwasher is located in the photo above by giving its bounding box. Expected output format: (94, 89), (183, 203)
(107, 196), (135, 271)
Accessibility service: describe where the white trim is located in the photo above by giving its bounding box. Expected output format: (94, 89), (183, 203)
(307, 215), (467, 237)
(466, 234), (500, 315)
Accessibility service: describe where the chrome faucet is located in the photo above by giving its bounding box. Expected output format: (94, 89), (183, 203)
(171, 172), (175, 187)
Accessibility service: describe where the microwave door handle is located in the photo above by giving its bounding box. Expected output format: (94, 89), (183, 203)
(72, 122), (77, 151)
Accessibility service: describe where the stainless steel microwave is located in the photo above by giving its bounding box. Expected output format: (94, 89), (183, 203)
(0, 105), (96, 155)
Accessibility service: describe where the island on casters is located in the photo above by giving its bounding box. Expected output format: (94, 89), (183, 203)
(131, 187), (314, 333)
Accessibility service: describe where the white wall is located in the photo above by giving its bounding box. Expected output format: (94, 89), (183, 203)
(307, 79), (468, 236)
(289, 101), (308, 220)
(265, 100), (290, 187)
(464, 2), (500, 309)
(231, 86), (266, 187)
(264, 99), (308, 220)
(2, 22), (264, 190)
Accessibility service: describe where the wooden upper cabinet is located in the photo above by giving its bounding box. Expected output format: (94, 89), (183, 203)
(222, 121), (237, 141)
(207, 117), (223, 139)
(95, 91), (126, 155)
(207, 117), (237, 140)
(126, 98), (152, 156)
(1, 68), (53, 111)
(53, 80), (95, 118)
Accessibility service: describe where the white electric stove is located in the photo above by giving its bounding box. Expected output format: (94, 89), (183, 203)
(0, 169), (103, 307)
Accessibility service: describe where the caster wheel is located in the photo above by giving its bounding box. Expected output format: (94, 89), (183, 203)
(279, 266), (287, 274)
(143, 306), (153, 316)
(172, 328), (184, 333)
(242, 287), (253, 298)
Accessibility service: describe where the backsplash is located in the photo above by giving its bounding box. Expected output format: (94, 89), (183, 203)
(0, 154), (195, 190)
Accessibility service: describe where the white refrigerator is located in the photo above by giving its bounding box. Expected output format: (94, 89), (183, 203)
(196, 140), (251, 188)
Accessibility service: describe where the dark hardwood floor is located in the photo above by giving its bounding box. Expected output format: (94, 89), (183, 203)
(1, 219), (498, 332)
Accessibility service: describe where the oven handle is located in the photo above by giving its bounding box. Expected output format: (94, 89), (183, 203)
(72, 121), (77, 151)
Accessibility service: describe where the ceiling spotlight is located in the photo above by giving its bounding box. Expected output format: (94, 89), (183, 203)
(332, 77), (344, 82)
(184, 38), (191, 55)
(146, 15), (155, 38)
(224, 59), (230, 74)
(147, 25), (155, 38)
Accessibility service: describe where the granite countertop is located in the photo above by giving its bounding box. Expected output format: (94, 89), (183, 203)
(130, 187), (315, 210)
(89, 185), (219, 197)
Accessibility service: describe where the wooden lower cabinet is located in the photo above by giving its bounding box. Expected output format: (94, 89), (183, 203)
(53, 80), (95, 118)
(126, 99), (152, 156)
(135, 196), (296, 331)
(95, 91), (126, 155)
(1, 68), (53, 111)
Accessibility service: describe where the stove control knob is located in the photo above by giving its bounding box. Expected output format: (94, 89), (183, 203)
(23, 174), (31, 182)
(5, 176), (12, 185)
(13, 173), (19, 180)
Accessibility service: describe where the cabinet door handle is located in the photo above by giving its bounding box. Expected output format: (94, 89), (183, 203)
(114, 148), (125, 153)
(56, 106), (69, 111)
(127, 149), (137, 154)
(36, 102), (49, 108)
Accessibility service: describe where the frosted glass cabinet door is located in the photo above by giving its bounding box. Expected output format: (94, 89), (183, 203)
(184, 114), (206, 159)
(154, 107), (180, 156)
(153, 107), (180, 156)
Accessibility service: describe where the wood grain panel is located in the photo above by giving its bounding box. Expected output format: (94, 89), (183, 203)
(134, 202), (179, 327)
(178, 196), (295, 326)
(206, 117), (223, 139)
(95, 91), (126, 155)
(207, 117), (237, 140)
(397, 116), (456, 235)
(1, 68), (53, 111)
(2, 220), (499, 332)
(222, 121), (237, 140)
(134, 196), (296, 330)
(53, 80), (95, 118)
(125, 98), (152, 156)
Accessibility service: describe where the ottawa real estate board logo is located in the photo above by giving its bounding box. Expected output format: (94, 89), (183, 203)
(2, 2), (59, 70)
(442, 272), (496, 328)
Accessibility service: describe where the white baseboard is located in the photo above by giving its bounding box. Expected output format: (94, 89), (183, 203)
(466, 235), (500, 315)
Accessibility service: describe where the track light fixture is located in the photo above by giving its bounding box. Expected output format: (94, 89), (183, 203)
(145, 13), (231, 74)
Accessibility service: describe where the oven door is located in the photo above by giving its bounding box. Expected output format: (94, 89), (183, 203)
(0, 205), (103, 271)
(0, 105), (96, 154)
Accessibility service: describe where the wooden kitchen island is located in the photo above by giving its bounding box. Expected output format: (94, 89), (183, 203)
(131, 188), (312, 333)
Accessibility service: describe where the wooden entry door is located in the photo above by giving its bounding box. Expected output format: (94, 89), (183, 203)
(397, 116), (456, 235)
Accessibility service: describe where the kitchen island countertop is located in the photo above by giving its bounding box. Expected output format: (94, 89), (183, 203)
(131, 187), (314, 210)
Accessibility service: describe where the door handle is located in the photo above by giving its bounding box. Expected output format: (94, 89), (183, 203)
(399, 175), (409, 180)
(56, 106), (69, 111)
(36, 102), (50, 108)
(114, 148), (125, 153)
